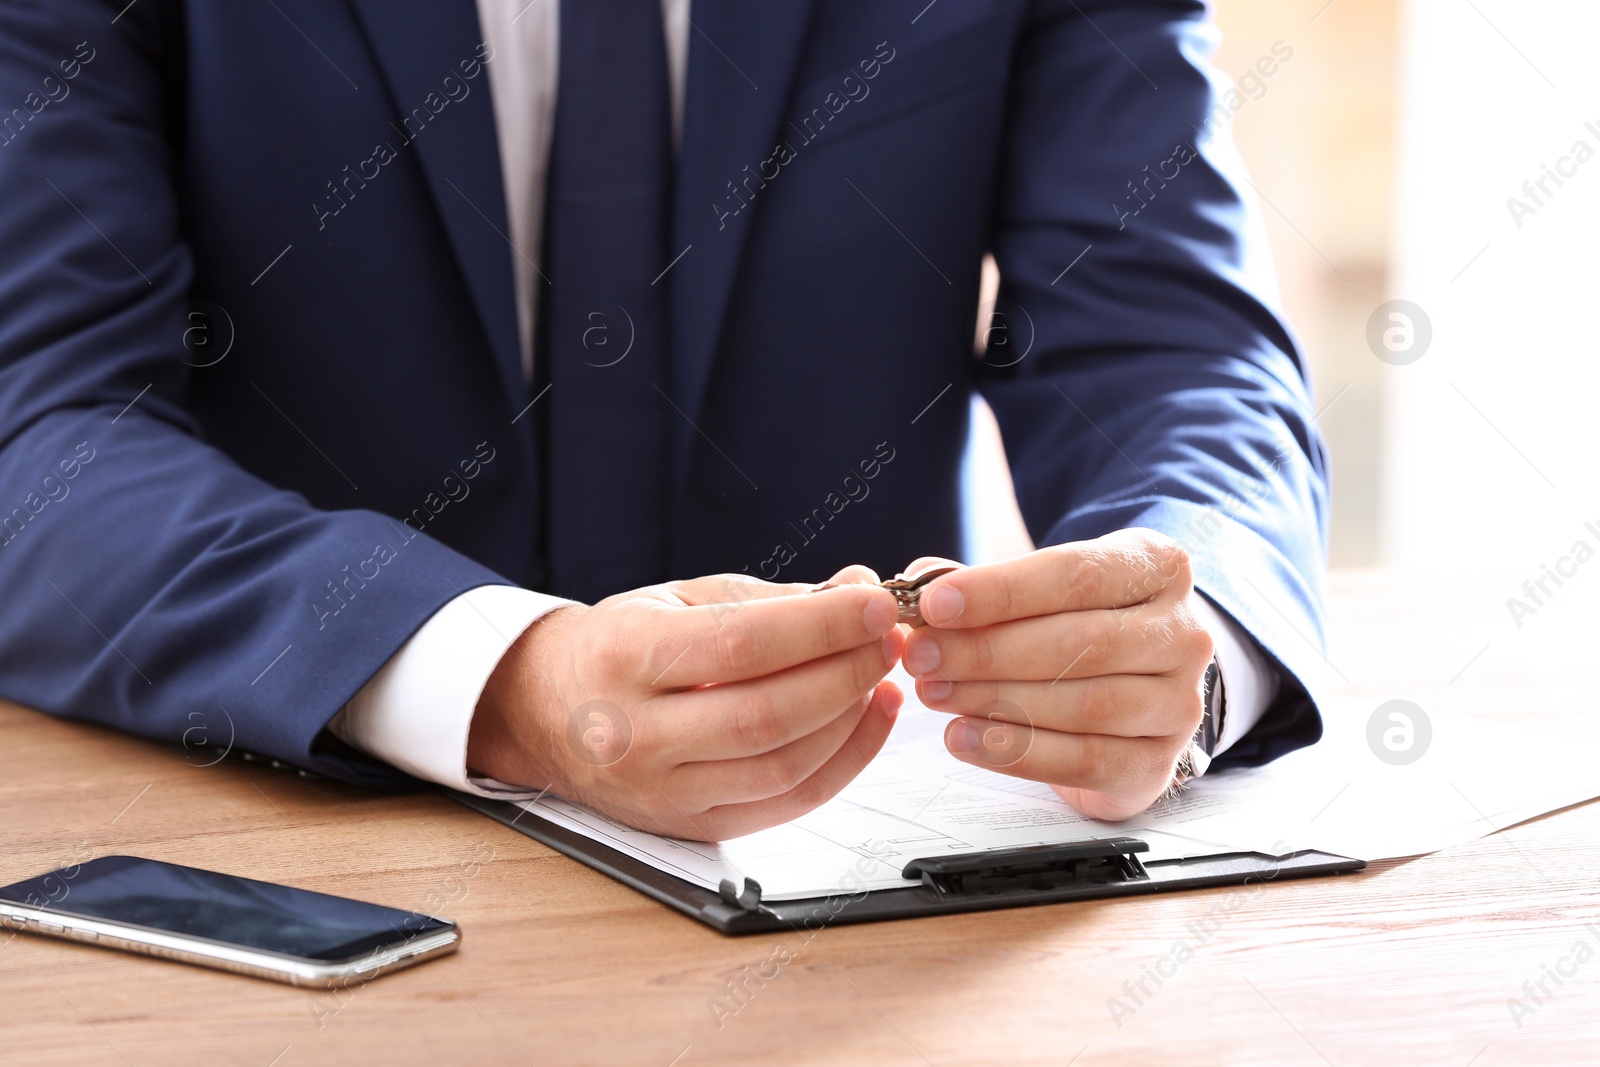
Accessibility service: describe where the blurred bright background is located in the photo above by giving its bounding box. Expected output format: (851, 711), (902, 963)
(968, 0), (1600, 579)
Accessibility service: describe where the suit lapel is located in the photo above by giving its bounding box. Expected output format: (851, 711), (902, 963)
(345, 0), (525, 413)
(669, 0), (819, 483)
(343, 0), (819, 477)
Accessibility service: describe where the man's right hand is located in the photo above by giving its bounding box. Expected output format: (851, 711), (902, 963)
(467, 570), (906, 841)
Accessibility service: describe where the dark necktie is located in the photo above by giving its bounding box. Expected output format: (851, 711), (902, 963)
(540, 0), (674, 602)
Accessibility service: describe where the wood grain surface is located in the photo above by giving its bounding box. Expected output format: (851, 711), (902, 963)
(2, 569), (1596, 1066)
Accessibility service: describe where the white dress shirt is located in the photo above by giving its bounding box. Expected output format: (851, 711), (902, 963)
(327, 0), (1276, 796)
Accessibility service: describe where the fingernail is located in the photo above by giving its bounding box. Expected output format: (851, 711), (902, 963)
(863, 592), (897, 635)
(922, 584), (964, 626)
(949, 720), (979, 754)
(904, 633), (941, 676)
(920, 679), (952, 703)
(881, 631), (900, 668)
(880, 683), (904, 721)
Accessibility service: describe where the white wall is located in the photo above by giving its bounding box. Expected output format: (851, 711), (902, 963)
(1387, 0), (1600, 571)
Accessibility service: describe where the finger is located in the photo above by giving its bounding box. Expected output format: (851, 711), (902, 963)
(900, 556), (962, 576)
(902, 606), (1208, 682)
(667, 572), (820, 606)
(942, 715), (1183, 797)
(691, 682), (902, 841)
(823, 563), (882, 586)
(655, 633), (903, 761)
(666, 687), (876, 808)
(1051, 780), (1179, 823)
(636, 581), (901, 688)
(914, 675), (1190, 738)
(915, 528), (1192, 629)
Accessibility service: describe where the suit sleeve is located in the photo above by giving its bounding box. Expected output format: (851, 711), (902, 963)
(0, 0), (513, 786)
(328, 585), (573, 795)
(982, 0), (1331, 765)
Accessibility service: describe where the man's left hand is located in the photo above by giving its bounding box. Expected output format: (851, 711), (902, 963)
(901, 528), (1214, 821)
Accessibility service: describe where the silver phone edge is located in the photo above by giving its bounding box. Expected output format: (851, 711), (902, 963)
(0, 904), (461, 988)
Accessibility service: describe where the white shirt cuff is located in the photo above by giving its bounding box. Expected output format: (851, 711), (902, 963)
(326, 584), (575, 798)
(1190, 593), (1281, 764)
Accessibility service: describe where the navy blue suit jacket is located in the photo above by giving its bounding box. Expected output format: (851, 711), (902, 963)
(0, 0), (1330, 786)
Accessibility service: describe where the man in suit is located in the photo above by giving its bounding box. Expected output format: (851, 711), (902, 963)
(0, 0), (1328, 840)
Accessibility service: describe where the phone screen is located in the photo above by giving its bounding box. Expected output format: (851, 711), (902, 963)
(0, 856), (451, 962)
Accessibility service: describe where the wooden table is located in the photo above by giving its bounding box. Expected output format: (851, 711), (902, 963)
(4, 570), (1596, 1066)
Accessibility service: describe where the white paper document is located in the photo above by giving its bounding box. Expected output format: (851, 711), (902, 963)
(512, 670), (1598, 901)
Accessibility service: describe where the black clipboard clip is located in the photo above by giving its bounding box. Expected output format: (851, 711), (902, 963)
(718, 838), (1150, 913)
(902, 837), (1149, 898)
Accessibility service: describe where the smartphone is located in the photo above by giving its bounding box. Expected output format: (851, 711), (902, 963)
(0, 855), (460, 987)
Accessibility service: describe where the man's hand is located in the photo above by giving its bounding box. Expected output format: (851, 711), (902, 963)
(468, 569), (906, 841)
(901, 529), (1213, 821)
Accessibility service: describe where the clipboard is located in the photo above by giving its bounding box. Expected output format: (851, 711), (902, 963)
(451, 792), (1365, 935)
